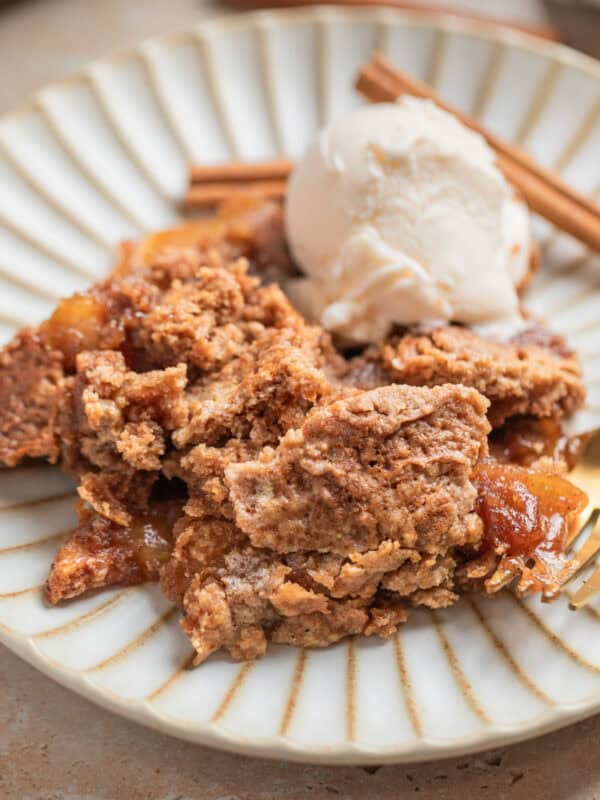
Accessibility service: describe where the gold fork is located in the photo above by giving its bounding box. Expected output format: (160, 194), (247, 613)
(558, 434), (600, 609)
(562, 508), (600, 608)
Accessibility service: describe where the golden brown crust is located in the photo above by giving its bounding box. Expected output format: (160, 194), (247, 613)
(162, 384), (490, 663)
(226, 384), (489, 554)
(0, 330), (64, 466)
(349, 324), (585, 427)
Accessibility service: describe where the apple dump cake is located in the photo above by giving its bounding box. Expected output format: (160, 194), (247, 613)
(0, 96), (590, 665)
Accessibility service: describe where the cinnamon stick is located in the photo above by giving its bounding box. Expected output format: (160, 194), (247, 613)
(183, 179), (287, 209)
(189, 158), (293, 185)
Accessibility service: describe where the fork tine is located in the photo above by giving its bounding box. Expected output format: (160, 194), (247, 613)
(560, 509), (600, 590)
(567, 508), (600, 551)
(570, 564), (600, 608)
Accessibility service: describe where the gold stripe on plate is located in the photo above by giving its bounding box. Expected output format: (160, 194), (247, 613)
(468, 597), (553, 705)
(0, 211), (96, 279)
(375, 20), (391, 56)
(0, 584), (44, 601)
(534, 228), (560, 255)
(0, 262), (60, 301)
(194, 33), (240, 159)
(549, 252), (591, 274)
(35, 100), (148, 233)
(0, 490), (76, 515)
(257, 24), (285, 156)
(211, 661), (255, 722)
(554, 97), (600, 172)
(0, 529), (68, 557)
(140, 30), (196, 51)
(0, 139), (113, 252)
(538, 185), (600, 255)
(393, 632), (422, 736)
(471, 42), (506, 118)
(316, 18), (330, 126)
(0, 463), (73, 484)
(543, 281), (600, 318)
(425, 29), (447, 90)
(346, 638), (356, 741)
(510, 593), (600, 673)
(0, 309), (26, 329)
(33, 589), (133, 639)
(86, 606), (178, 672)
(431, 610), (490, 723)
(515, 61), (562, 146)
(526, 249), (592, 296)
(279, 648), (307, 736)
(145, 649), (196, 702)
(559, 313), (600, 338)
(140, 51), (193, 163)
(84, 70), (173, 205)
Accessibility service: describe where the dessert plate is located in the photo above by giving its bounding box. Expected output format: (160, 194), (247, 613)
(1, 7), (600, 765)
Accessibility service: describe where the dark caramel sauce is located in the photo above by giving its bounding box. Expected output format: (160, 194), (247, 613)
(490, 416), (587, 470)
(128, 501), (181, 573)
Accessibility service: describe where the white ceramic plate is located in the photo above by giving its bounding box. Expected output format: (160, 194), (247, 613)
(2, 7), (600, 765)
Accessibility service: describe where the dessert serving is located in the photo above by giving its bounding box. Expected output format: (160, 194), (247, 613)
(0, 60), (593, 667)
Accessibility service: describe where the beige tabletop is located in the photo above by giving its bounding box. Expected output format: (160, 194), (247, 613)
(1, 1), (600, 798)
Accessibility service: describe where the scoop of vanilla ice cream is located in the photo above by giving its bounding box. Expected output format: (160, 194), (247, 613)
(285, 98), (532, 342)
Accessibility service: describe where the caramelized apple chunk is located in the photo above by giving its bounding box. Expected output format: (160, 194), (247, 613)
(473, 462), (586, 558)
(39, 292), (113, 371)
(471, 462), (587, 596)
(46, 499), (182, 604)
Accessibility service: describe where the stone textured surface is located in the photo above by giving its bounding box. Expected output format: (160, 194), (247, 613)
(1, 0), (600, 797)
